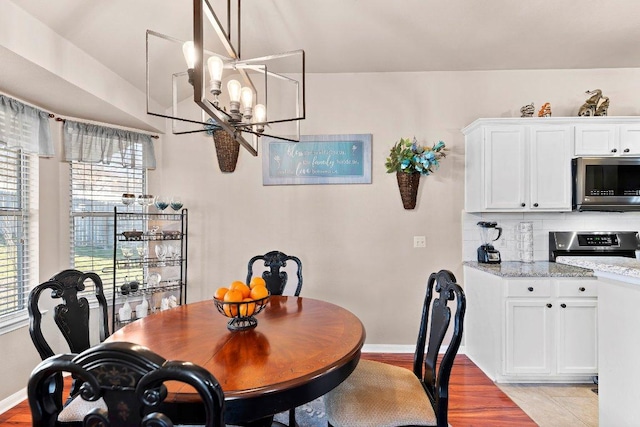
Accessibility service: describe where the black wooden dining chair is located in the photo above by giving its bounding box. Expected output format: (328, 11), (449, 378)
(247, 250), (302, 426)
(246, 250), (303, 296)
(28, 269), (111, 419)
(324, 269), (466, 427)
(28, 269), (110, 361)
(28, 341), (226, 427)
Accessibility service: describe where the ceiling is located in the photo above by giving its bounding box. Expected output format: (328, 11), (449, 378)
(3, 0), (640, 131)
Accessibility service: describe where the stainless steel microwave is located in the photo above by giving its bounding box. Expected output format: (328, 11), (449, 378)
(573, 157), (640, 211)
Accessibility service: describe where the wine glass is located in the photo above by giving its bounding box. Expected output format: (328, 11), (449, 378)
(122, 193), (135, 211)
(166, 244), (179, 262)
(138, 194), (154, 210)
(147, 272), (161, 288)
(155, 196), (169, 212)
(155, 244), (167, 266)
(136, 245), (147, 266)
(121, 246), (134, 267)
(170, 196), (184, 211)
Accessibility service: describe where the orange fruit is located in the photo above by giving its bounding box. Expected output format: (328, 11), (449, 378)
(239, 298), (256, 317)
(223, 304), (237, 317)
(214, 287), (229, 300)
(249, 276), (266, 289)
(250, 284), (269, 301)
(224, 289), (243, 302)
(230, 281), (251, 299)
(223, 289), (243, 317)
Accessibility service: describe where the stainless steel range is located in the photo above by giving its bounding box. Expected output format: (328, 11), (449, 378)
(549, 231), (640, 261)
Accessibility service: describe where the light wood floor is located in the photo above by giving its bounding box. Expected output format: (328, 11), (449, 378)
(0, 354), (535, 426)
(498, 383), (598, 427)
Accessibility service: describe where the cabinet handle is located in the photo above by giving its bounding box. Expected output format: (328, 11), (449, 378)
(624, 148), (630, 153)
(611, 148), (618, 153)
(561, 303), (567, 308)
(533, 203), (539, 207)
(546, 303), (552, 308)
(579, 287), (586, 292)
(521, 203), (526, 207)
(528, 287), (534, 292)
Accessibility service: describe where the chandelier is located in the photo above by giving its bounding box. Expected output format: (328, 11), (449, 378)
(146, 0), (306, 156)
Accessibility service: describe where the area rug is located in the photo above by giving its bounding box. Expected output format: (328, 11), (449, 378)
(225, 396), (326, 427)
(273, 397), (326, 427)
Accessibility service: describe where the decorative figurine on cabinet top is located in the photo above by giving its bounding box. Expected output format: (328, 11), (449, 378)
(520, 102), (535, 117)
(596, 95), (610, 116)
(578, 89), (609, 116)
(538, 102), (552, 117)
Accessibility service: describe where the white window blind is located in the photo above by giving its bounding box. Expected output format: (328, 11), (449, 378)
(0, 146), (33, 319)
(70, 140), (146, 290)
(0, 96), (41, 328)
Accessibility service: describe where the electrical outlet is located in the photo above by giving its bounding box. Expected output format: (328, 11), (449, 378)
(413, 236), (426, 248)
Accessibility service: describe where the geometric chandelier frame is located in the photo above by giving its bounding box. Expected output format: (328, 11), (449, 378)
(146, 0), (305, 156)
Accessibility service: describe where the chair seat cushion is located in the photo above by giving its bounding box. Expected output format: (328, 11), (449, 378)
(324, 359), (437, 427)
(57, 396), (107, 422)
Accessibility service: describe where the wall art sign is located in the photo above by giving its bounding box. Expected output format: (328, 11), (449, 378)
(262, 134), (372, 185)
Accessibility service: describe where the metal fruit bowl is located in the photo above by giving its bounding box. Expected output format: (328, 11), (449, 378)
(213, 294), (270, 331)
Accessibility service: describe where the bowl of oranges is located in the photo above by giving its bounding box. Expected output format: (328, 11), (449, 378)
(213, 277), (270, 331)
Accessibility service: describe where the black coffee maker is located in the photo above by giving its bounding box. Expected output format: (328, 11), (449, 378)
(477, 221), (502, 264)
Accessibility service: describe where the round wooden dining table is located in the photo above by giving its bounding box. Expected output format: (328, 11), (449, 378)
(106, 296), (365, 426)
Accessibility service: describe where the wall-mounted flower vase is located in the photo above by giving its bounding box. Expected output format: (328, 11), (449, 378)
(396, 171), (420, 209)
(213, 129), (240, 173)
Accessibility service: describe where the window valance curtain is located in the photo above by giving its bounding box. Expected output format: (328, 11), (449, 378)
(63, 120), (156, 169)
(0, 94), (54, 157)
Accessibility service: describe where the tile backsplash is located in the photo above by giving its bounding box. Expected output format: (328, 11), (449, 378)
(462, 211), (640, 262)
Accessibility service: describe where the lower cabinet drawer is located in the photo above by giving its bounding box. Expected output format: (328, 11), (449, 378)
(505, 279), (551, 297)
(557, 279), (598, 297)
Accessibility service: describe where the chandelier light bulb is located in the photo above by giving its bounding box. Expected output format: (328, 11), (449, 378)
(241, 87), (253, 119)
(227, 79), (242, 121)
(254, 104), (266, 122)
(227, 80), (242, 103)
(182, 41), (196, 85)
(254, 103), (266, 133)
(207, 56), (224, 97)
(182, 41), (196, 69)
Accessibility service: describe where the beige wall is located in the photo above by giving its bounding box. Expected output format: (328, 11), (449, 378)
(2, 67), (640, 403)
(157, 68), (640, 347)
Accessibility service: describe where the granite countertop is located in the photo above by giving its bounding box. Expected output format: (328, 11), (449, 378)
(463, 261), (594, 278)
(556, 256), (640, 279)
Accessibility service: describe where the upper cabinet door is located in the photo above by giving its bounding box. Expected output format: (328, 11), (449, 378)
(483, 127), (526, 210)
(574, 124), (618, 156)
(619, 125), (640, 155)
(529, 126), (572, 211)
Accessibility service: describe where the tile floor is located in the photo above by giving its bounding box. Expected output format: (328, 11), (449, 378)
(497, 383), (598, 427)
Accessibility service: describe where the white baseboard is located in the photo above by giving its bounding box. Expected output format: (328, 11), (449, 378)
(363, 344), (466, 355)
(0, 387), (26, 415)
(362, 344), (414, 353)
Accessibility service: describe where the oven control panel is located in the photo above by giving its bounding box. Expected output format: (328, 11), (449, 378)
(549, 231), (640, 261)
(577, 234), (619, 247)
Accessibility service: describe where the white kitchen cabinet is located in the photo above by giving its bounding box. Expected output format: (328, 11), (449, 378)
(529, 125), (573, 210)
(464, 117), (640, 212)
(556, 299), (598, 374)
(505, 299), (553, 375)
(464, 266), (597, 382)
(483, 126), (526, 209)
(465, 121), (572, 212)
(575, 123), (640, 156)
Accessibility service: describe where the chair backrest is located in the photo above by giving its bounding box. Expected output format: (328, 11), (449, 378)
(28, 269), (110, 360)
(246, 250), (303, 296)
(412, 269), (466, 426)
(28, 341), (225, 427)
